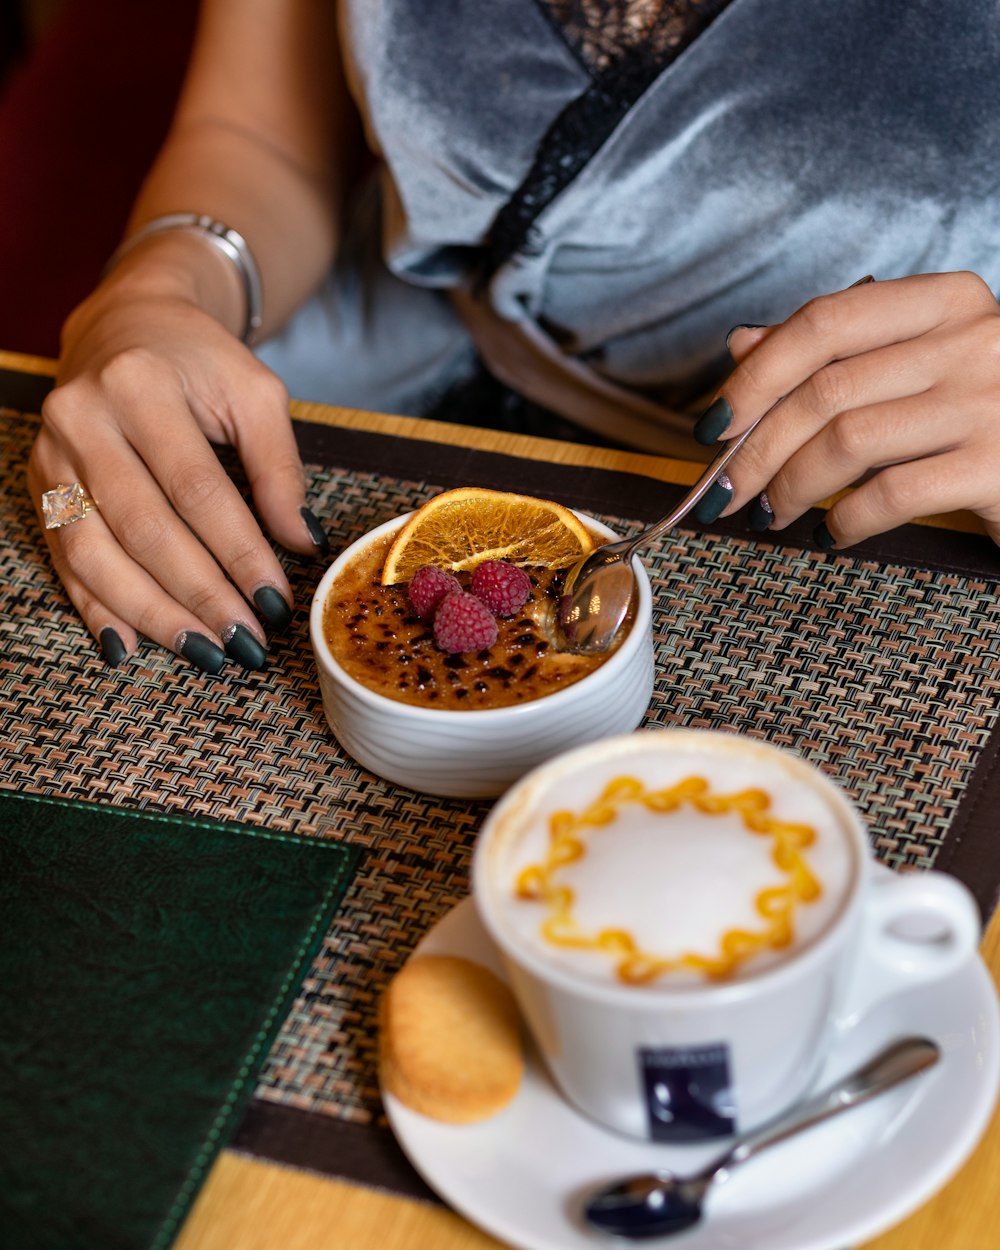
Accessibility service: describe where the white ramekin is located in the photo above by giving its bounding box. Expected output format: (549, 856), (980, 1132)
(309, 511), (655, 798)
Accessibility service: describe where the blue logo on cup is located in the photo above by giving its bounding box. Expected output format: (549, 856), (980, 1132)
(639, 1044), (736, 1141)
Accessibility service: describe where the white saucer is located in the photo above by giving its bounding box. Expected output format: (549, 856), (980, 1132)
(382, 897), (1000, 1250)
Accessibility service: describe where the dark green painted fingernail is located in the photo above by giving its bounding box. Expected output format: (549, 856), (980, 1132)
(224, 624), (268, 672)
(726, 324), (766, 350)
(301, 506), (330, 555)
(814, 520), (837, 551)
(99, 627), (127, 667)
(179, 631), (227, 675)
(253, 585), (293, 631)
(693, 476), (733, 525)
(693, 396), (733, 445)
(749, 492), (774, 532)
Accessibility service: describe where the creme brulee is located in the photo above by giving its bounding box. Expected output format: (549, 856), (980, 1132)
(322, 531), (630, 710)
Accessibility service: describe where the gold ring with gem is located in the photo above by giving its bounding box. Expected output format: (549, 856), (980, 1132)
(41, 482), (98, 529)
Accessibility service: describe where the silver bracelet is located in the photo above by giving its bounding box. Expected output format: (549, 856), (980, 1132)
(103, 212), (263, 345)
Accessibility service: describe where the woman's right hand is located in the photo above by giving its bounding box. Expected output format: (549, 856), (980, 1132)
(27, 252), (329, 676)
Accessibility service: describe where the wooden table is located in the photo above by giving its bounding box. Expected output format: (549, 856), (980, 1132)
(5, 349), (998, 1250)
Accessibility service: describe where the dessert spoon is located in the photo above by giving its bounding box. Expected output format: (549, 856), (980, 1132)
(554, 410), (769, 652)
(581, 1035), (939, 1240)
(555, 275), (875, 654)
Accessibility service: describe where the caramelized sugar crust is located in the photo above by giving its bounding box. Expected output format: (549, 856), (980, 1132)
(323, 534), (625, 710)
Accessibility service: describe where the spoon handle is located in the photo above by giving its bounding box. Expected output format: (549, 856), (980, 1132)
(635, 411), (768, 544)
(606, 419), (763, 565)
(623, 274), (876, 558)
(713, 1036), (940, 1182)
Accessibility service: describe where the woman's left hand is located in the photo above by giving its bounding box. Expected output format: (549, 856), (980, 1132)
(703, 271), (1000, 549)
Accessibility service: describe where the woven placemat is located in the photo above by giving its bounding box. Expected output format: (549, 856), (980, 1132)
(4, 367), (1000, 1195)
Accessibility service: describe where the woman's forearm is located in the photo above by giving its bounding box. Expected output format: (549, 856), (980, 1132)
(110, 0), (364, 338)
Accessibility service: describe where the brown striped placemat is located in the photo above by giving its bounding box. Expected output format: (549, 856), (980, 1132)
(4, 363), (1000, 1202)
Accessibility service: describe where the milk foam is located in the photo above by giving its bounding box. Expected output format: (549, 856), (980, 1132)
(487, 734), (858, 987)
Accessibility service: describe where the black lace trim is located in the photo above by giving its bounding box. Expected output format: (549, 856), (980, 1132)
(481, 0), (733, 282)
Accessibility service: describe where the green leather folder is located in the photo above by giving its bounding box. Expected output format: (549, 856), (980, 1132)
(0, 791), (361, 1250)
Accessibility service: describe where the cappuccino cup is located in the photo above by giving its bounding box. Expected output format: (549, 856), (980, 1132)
(471, 729), (981, 1142)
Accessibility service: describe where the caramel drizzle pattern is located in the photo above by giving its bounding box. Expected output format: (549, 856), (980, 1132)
(514, 775), (822, 984)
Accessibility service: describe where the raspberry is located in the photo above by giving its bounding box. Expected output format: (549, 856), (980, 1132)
(408, 564), (461, 621)
(433, 590), (499, 654)
(470, 560), (533, 617)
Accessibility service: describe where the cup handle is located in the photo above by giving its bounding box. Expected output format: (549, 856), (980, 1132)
(835, 870), (982, 1030)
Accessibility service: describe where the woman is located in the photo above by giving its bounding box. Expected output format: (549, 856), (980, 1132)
(28, 0), (1000, 673)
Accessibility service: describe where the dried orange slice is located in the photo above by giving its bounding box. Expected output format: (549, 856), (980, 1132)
(381, 487), (594, 585)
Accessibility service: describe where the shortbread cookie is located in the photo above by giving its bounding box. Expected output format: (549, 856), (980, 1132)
(380, 954), (524, 1123)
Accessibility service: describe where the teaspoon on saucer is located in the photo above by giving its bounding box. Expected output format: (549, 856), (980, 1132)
(555, 275), (876, 655)
(582, 1035), (939, 1240)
